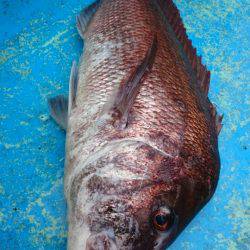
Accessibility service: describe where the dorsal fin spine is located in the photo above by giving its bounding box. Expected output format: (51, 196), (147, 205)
(155, 0), (223, 133)
(157, 0), (211, 97)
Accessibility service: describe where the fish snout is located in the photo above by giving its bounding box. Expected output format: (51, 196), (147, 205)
(86, 232), (117, 250)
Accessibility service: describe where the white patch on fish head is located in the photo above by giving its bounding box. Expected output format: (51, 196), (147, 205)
(96, 162), (149, 181)
(69, 182), (141, 249)
(67, 220), (91, 250)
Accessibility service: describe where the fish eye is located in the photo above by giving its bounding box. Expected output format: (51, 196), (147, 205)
(152, 207), (175, 231)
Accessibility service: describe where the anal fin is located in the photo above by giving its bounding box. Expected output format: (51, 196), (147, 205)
(77, 0), (101, 39)
(48, 95), (68, 130)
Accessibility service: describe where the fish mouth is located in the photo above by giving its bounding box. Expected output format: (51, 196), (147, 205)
(86, 232), (117, 250)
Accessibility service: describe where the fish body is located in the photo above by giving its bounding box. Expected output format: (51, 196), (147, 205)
(49, 0), (222, 249)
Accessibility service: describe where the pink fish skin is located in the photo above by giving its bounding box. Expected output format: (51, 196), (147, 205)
(49, 0), (222, 249)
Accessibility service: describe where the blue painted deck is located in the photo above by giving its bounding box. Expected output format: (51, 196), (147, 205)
(0, 0), (249, 249)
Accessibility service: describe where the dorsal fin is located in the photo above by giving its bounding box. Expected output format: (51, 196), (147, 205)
(112, 35), (158, 129)
(155, 0), (223, 135)
(211, 104), (223, 135)
(156, 0), (210, 96)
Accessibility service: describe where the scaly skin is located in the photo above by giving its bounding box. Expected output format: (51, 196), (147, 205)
(64, 0), (220, 249)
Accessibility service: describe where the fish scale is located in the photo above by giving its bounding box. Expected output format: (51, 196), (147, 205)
(48, 0), (222, 249)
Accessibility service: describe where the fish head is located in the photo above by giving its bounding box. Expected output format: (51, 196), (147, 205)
(70, 141), (217, 249)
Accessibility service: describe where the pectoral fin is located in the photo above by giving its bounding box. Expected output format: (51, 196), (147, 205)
(48, 95), (68, 130)
(112, 35), (158, 129)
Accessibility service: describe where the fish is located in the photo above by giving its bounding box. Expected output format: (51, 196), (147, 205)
(48, 0), (222, 249)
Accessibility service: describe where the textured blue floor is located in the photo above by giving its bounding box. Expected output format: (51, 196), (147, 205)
(0, 0), (249, 249)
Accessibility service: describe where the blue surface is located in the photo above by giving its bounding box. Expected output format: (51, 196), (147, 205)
(0, 0), (249, 249)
